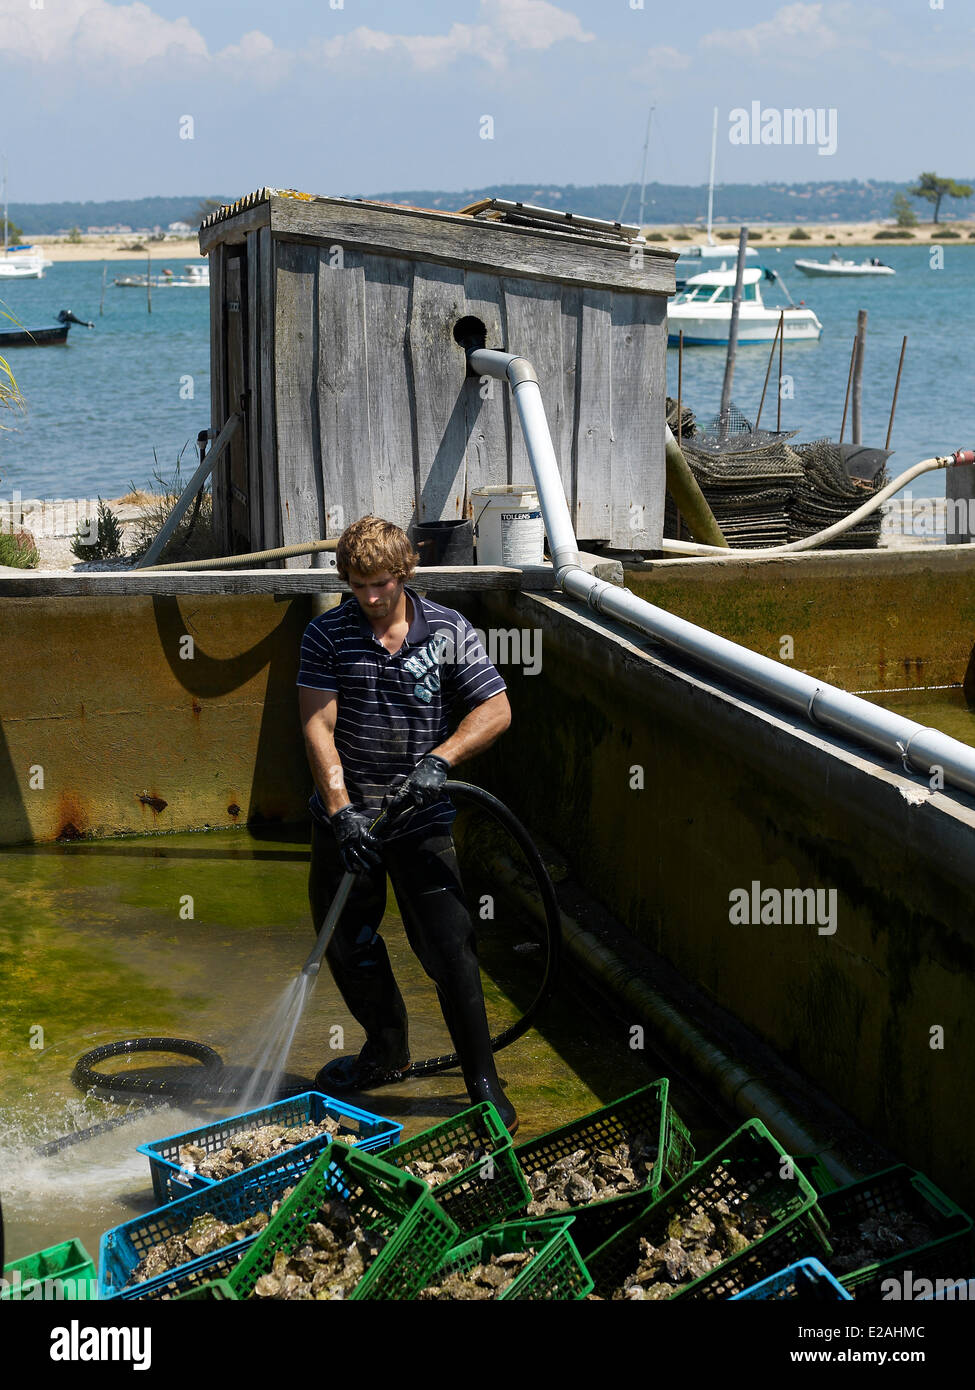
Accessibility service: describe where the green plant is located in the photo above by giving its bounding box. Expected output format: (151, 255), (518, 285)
(65, 227), (83, 244)
(1, 215), (23, 244)
(788, 227), (811, 240)
(874, 229), (915, 240)
(825, 233), (836, 240)
(749, 232), (764, 240)
(127, 445), (221, 565)
(670, 231), (692, 241)
(891, 193), (918, 228)
(717, 230), (738, 240)
(935, 228), (961, 239)
(70, 499), (125, 560)
(0, 528), (39, 569)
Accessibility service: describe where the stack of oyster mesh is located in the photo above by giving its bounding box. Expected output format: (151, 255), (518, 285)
(663, 400), (887, 550)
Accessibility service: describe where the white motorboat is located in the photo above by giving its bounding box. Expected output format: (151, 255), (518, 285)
(794, 254), (895, 278)
(668, 266), (823, 345)
(0, 157), (52, 277)
(114, 264), (209, 289)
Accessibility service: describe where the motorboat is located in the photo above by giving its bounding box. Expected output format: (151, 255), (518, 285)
(668, 266), (823, 345)
(114, 264), (209, 289)
(0, 246), (54, 280)
(794, 254), (895, 277)
(0, 308), (93, 347)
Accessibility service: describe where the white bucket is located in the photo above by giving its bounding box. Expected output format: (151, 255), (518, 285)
(471, 485), (544, 566)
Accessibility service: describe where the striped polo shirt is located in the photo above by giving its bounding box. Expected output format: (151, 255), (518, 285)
(296, 585), (507, 841)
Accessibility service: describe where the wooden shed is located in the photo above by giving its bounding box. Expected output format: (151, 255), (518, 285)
(199, 188), (677, 563)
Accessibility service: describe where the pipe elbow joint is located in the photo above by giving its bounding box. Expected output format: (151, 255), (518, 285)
(505, 357), (538, 389)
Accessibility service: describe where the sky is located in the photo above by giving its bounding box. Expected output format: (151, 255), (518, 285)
(1, 0), (973, 203)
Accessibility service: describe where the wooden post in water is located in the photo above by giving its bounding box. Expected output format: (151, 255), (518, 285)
(718, 226), (749, 437)
(676, 329), (685, 537)
(755, 312), (783, 429)
(147, 249), (152, 315)
(839, 334), (857, 444)
(776, 309), (785, 432)
(851, 309), (867, 444)
(886, 335), (908, 450)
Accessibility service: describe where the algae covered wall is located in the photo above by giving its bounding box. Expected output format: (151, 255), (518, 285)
(0, 594), (316, 845)
(462, 587), (975, 1211)
(624, 548), (975, 693)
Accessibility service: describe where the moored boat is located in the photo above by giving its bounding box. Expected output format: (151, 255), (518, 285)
(667, 265), (823, 345)
(0, 308), (94, 347)
(794, 254), (895, 277)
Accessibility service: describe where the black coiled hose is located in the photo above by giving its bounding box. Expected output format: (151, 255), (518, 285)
(67, 781), (560, 1098)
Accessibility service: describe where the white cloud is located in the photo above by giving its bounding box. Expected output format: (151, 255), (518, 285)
(642, 45), (692, 72)
(701, 3), (850, 62)
(0, 0), (593, 79)
(0, 0), (207, 65)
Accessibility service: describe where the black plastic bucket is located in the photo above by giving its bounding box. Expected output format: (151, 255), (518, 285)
(414, 519), (474, 567)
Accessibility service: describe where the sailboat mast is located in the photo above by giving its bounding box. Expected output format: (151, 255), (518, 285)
(706, 106), (718, 246)
(637, 104), (655, 230)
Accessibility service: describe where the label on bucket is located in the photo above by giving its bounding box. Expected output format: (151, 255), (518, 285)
(501, 510), (543, 566)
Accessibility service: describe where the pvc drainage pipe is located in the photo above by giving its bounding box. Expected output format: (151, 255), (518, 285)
(466, 346), (975, 801)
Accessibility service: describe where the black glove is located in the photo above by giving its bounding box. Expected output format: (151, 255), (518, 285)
(396, 754), (451, 809)
(330, 805), (383, 874)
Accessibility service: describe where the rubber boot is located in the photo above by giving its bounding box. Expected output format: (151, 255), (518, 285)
(388, 837), (518, 1134)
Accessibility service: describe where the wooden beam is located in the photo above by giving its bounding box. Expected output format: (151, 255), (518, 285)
(0, 565), (562, 598)
(264, 196), (676, 295)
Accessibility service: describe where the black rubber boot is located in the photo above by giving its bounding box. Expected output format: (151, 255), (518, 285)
(388, 837), (518, 1135)
(315, 1047), (411, 1094)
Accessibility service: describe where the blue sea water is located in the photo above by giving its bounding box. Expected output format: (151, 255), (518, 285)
(0, 244), (972, 508)
(0, 260), (210, 504)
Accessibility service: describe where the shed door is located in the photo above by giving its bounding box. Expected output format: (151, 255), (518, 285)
(225, 252), (250, 553)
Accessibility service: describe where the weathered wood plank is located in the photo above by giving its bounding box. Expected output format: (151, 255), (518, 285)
(198, 200), (270, 254)
(574, 289), (614, 542)
(262, 197), (676, 295)
(406, 264), (469, 524)
(224, 253), (250, 553)
(274, 241), (322, 566)
(0, 566), (561, 597)
(503, 278), (566, 489)
(208, 244), (228, 552)
(461, 271), (509, 496)
(610, 293), (666, 550)
(317, 246), (373, 543)
(245, 231), (263, 552)
(362, 254), (416, 528)
(257, 224), (279, 553)
(560, 286), (582, 514)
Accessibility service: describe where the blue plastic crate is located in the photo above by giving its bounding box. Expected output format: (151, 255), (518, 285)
(731, 1258), (853, 1301)
(100, 1145), (335, 1300)
(137, 1091), (402, 1203)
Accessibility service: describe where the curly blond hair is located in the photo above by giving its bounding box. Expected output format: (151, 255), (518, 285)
(335, 515), (418, 583)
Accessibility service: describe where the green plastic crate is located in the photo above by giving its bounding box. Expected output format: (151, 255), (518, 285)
(816, 1166), (974, 1299)
(381, 1102), (531, 1236)
(421, 1217), (592, 1301)
(227, 1140), (459, 1300)
(1, 1239), (97, 1301)
(511, 1079), (695, 1243)
(173, 1278), (238, 1300)
(585, 1118), (831, 1301)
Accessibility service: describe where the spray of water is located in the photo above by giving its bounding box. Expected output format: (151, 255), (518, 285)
(235, 973), (316, 1114)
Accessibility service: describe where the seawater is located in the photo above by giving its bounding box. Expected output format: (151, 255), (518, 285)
(0, 259), (209, 502)
(1, 245), (973, 506)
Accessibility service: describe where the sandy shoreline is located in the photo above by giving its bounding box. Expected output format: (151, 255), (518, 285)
(16, 219), (975, 264)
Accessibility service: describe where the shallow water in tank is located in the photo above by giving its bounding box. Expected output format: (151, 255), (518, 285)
(859, 684), (975, 750)
(0, 824), (678, 1266)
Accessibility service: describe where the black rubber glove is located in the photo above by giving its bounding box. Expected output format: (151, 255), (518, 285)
(392, 754), (451, 811)
(330, 805), (383, 874)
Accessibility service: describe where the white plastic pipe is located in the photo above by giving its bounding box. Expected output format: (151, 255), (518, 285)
(467, 347), (975, 798)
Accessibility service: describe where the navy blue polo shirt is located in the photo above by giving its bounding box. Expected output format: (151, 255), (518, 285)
(296, 586), (507, 840)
